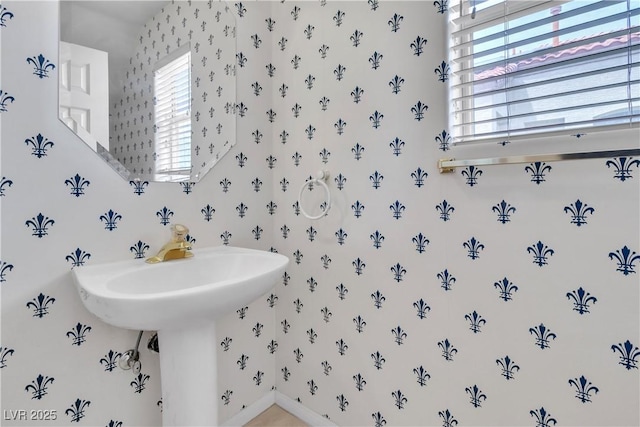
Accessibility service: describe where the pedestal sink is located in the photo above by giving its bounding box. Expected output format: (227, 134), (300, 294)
(71, 246), (289, 426)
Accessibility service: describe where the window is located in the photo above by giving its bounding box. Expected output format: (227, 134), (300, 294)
(154, 45), (191, 181)
(449, 0), (639, 145)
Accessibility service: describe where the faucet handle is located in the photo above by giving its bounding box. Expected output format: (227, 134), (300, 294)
(171, 224), (189, 242)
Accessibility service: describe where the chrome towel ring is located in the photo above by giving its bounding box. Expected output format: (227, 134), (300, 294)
(299, 170), (331, 220)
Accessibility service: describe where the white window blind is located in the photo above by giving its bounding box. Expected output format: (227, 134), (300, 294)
(449, 0), (640, 144)
(154, 48), (191, 181)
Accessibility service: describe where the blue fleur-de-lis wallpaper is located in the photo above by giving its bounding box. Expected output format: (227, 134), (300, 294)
(1, 1), (638, 426)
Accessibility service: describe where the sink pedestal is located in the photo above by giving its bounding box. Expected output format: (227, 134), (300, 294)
(158, 323), (218, 426)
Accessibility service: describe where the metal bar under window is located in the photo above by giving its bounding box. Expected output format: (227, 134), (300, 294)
(438, 148), (640, 173)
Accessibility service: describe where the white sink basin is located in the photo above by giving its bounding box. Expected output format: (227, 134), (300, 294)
(72, 245), (288, 331)
(71, 245), (289, 426)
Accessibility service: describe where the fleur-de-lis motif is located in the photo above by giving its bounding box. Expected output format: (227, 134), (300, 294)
(388, 13), (403, 32)
(369, 51), (382, 69)
(130, 373), (150, 393)
(372, 412), (386, 427)
(305, 124), (316, 139)
(26, 293), (55, 318)
(220, 337), (232, 352)
(564, 199), (594, 226)
(99, 350), (121, 372)
(438, 338), (457, 361)
(293, 250), (303, 264)
(337, 394), (349, 411)
(410, 36), (428, 56)
(0, 346), (15, 368)
(65, 247), (91, 267)
(0, 90), (15, 112)
(391, 326), (407, 345)
(307, 277), (317, 292)
(336, 338), (348, 355)
(26, 213), (55, 238)
(496, 355), (520, 380)
(439, 409), (458, 427)
(65, 398), (90, 422)
(106, 420), (123, 427)
(25, 374), (55, 400)
(305, 73), (315, 89)
(320, 254), (331, 270)
(350, 29), (363, 47)
(200, 204), (216, 222)
(25, 133), (54, 158)
(237, 306), (248, 319)
(611, 340), (640, 370)
(527, 241), (554, 266)
(494, 277), (518, 301)
(27, 54), (55, 79)
(180, 182), (195, 194)
(390, 200), (405, 219)
(465, 311), (486, 333)
(411, 101), (428, 121)
(492, 200), (516, 224)
(529, 323), (557, 349)
(463, 237), (484, 259)
(335, 228), (348, 245)
(129, 179), (148, 195)
(411, 168), (428, 187)
(411, 366), (430, 387)
(304, 24), (314, 39)
(569, 375), (599, 403)
(413, 299), (431, 319)
(530, 407), (557, 427)
(100, 209), (122, 230)
(608, 245), (640, 275)
(235, 2), (246, 16)
(392, 389), (407, 409)
(307, 328), (317, 344)
(220, 230), (232, 246)
(319, 148), (330, 163)
(389, 137), (404, 156)
(412, 233), (429, 253)
(353, 315), (366, 333)
(266, 108), (276, 122)
(370, 230), (384, 249)
(353, 258), (366, 275)
(391, 263), (406, 282)
(606, 157), (640, 181)
(0, 6), (15, 27)
(369, 171), (383, 189)
(371, 290), (385, 309)
(438, 269), (456, 291)
(67, 322), (92, 346)
(566, 287), (597, 314)
(436, 200), (454, 221)
(335, 118), (347, 135)
(371, 351), (386, 369)
(0, 261), (14, 283)
(0, 176), (13, 196)
(465, 384), (487, 408)
(434, 61), (449, 82)
(525, 162), (552, 184)
(64, 174), (90, 197)
(221, 390), (233, 406)
(237, 354), (249, 370)
(461, 165), (482, 186)
(293, 298), (303, 314)
(436, 129), (451, 151)
(351, 86), (364, 103)
(336, 283), (348, 300)
(235, 152), (247, 167)
(352, 200), (365, 218)
(369, 111), (383, 128)
(319, 96), (330, 111)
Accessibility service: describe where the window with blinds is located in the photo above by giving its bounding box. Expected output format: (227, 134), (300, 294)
(154, 47), (191, 182)
(449, 0), (640, 145)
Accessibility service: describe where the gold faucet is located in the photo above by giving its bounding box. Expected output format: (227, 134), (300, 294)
(145, 224), (193, 264)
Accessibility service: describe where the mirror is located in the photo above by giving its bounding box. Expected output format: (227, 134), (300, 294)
(59, 0), (236, 182)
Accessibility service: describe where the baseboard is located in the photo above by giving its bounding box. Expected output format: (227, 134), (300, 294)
(221, 390), (336, 427)
(275, 391), (337, 427)
(222, 390), (276, 426)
